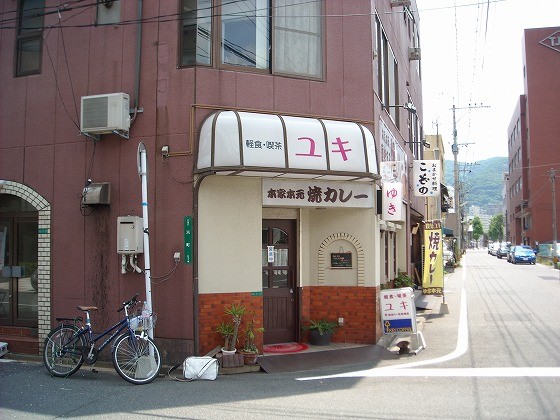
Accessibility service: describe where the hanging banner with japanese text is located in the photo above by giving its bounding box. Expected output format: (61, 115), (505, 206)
(382, 182), (403, 221)
(412, 160), (440, 197)
(262, 179), (374, 208)
(422, 220), (444, 295)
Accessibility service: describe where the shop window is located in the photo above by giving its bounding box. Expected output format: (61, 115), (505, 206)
(15, 0), (45, 77)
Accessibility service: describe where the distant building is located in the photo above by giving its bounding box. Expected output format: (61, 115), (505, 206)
(505, 27), (560, 247)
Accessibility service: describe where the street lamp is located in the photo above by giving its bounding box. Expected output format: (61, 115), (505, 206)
(383, 102), (417, 115)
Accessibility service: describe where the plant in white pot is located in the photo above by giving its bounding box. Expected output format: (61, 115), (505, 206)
(215, 321), (235, 353)
(221, 303), (246, 354)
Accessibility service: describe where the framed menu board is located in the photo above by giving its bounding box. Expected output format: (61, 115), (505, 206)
(330, 252), (352, 268)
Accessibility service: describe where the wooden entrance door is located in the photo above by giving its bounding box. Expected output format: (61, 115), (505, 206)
(262, 220), (297, 344)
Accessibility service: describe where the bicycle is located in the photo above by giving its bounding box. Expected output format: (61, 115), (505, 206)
(43, 293), (161, 385)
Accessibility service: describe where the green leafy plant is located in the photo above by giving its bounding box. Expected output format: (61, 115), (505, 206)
(224, 303), (246, 351)
(303, 319), (339, 336)
(393, 270), (415, 288)
(215, 321), (234, 350)
(242, 312), (265, 354)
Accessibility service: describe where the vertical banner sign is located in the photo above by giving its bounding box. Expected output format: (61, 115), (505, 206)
(380, 287), (417, 334)
(184, 216), (193, 265)
(382, 182), (403, 221)
(413, 160), (440, 197)
(422, 220), (444, 295)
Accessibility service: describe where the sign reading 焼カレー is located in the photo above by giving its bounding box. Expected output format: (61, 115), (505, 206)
(330, 252), (352, 268)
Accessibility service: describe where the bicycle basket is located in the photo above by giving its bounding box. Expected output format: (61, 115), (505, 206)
(130, 312), (157, 332)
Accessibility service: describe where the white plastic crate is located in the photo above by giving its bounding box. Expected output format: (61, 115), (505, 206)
(0, 342), (8, 358)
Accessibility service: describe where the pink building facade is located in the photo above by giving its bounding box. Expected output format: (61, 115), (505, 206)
(1, 1), (426, 361)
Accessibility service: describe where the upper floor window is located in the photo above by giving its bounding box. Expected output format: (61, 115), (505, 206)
(180, 0), (322, 78)
(15, 0), (45, 77)
(221, 0), (269, 68)
(376, 15), (399, 127)
(181, 0), (212, 65)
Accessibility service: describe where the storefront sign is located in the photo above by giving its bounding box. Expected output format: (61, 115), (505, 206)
(380, 287), (417, 334)
(262, 179), (374, 208)
(382, 182), (403, 221)
(330, 252), (352, 268)
(197, 111), (379, 179)
(422, 220), (444, 294)
(412, 160), (440, 197)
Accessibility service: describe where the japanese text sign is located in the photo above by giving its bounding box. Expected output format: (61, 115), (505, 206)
(382, 182), (403, 221)
(197, 111), (378, 178)
(262, 179), (373, 208)
(412, 160), (440, 197)
(422, 220), (444, 295)
(380, 287), (417, 334)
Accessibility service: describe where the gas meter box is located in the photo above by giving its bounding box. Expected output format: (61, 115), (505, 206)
(117, 216), (144, 254)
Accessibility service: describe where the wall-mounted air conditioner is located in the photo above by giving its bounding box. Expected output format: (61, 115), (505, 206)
(390, 0), (411, 6)
(81, 92), (130, 134)
(409, 47), (421, 61)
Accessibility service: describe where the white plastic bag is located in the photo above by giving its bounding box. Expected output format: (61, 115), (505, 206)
(182, 356), (218, 381)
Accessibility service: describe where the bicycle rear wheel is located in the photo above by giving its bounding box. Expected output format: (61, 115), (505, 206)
(111, 333), (161, 384)
(43, 325), (86, 377)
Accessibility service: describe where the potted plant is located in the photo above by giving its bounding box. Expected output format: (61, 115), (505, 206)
(393, 270), (415, 288)
(303, 319), (339, 346)
(222, 303), (246, 353)
(215, 321), (235, 354)
(240, 312), (265, 365)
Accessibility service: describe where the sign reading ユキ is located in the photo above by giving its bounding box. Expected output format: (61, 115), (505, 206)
(422, 220), (444, 295)
(380, 287), (417, 334)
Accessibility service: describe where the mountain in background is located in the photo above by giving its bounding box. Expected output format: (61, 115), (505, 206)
(443, 156), (507, 216)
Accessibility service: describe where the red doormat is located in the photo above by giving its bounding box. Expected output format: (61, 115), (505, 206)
(263, 343), (309, 354)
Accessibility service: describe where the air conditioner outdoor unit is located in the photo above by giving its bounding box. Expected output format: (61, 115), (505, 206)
(390, 0), (411, 6)
(409, 47), (421, 61)
(81, 92), (130, 134)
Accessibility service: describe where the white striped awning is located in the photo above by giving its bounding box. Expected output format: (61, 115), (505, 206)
(196, 110), (380, 182)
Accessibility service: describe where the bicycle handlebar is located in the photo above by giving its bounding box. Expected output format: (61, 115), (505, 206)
(117, 293), (140, 312)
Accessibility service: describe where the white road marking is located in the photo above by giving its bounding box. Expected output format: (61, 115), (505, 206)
(298, 255), (560, 380)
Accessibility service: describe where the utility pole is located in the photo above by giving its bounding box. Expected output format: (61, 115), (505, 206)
(549, 169), (558, 262)
(451, 103), (488, 255)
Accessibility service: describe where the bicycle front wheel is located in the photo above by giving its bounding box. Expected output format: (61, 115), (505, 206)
(43, 325), (86, 377)
(111, 333), (161, 384)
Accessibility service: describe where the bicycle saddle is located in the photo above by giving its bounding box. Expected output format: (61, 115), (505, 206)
(77, 306), (98, 311)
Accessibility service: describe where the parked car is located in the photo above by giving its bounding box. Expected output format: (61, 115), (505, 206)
(497, 243), (510, 259)
(511, 246), (536, 264)
(507, 246), (517, 263)
(489, 242), (500, 256)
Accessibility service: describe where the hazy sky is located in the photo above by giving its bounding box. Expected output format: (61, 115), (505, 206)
(417, 0), (560, 163)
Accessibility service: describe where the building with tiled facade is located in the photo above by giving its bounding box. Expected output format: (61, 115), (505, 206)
(0, 1), (427, 361)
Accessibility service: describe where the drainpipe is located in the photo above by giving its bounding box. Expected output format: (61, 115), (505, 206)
(193, 171), (215, 355)
(133, 0), (143, 115)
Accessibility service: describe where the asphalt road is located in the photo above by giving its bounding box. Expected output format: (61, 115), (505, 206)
(1, 249), (559, 419)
